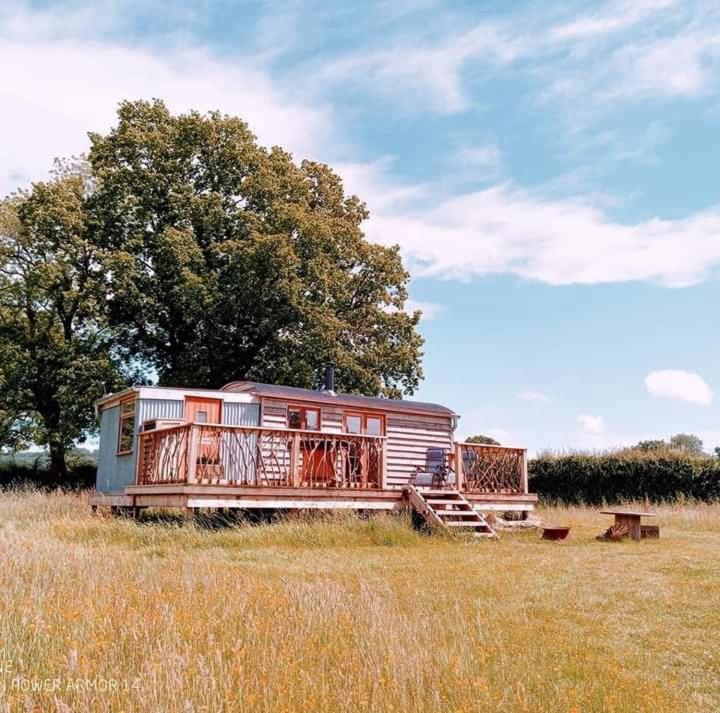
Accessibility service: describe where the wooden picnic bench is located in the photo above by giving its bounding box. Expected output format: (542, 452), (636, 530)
(599, 510), (658, 541)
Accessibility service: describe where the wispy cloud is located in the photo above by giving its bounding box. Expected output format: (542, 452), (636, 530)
(518, 390), (550, 403)
(405, 300), (444, 321)
(577, 413), (606, 435)
(645, 370), (714, 406)
(320, 23), (522, 112)
(0, 2), (335, 195)
(548, 0), (676, 42)
(363, 182), (720, 287)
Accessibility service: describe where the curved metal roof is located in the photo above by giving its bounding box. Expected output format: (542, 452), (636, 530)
(221, 381), (457, 417)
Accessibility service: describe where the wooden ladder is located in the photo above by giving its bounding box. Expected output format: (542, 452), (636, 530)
(404, 485), (496, 537)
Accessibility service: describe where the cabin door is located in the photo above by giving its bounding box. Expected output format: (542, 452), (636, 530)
(185, 398), (223, 477)
(185, 397), (222, 425)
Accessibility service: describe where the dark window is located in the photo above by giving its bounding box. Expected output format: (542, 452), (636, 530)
(117, 399), (136, 455)
(288, 406), (320, 431)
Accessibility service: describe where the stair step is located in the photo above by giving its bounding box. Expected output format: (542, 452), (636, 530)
(404, 484), (495, 538)
(445, 521), (491, 528)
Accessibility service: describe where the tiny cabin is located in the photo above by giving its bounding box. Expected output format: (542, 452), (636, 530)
(93, 371), (536, 519)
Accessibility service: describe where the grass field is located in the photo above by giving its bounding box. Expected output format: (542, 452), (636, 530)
(0, 491), (718, 712)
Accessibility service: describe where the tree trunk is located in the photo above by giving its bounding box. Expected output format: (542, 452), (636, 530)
(48, 438), (68, 487)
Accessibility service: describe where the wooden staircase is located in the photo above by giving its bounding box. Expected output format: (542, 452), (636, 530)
(404, 485), (496, 537)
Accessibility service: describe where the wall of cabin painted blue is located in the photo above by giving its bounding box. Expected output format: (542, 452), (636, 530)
(95, 397), (260, 493)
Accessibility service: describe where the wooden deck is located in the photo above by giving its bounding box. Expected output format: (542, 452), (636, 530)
(91, 484), (537, 514)
(92, 422), (537, 516)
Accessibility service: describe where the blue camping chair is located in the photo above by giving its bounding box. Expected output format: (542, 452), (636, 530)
(411, 447), (454, 488)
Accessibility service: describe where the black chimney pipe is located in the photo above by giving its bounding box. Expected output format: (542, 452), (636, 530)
(324, 362), (335, 393)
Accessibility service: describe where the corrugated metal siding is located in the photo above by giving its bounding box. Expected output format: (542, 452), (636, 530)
(223, 402), (261, 426)
(96, 405), (137, 493)
(96, 398), (184, 493)
(137, 398), (184, 424)
(221, 402), (261, 482)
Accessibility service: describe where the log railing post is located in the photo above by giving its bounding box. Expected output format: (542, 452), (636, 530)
(380, 438), (388, 489)
(187, 424), (198, 484)
(454, 442), (464, 492)
(521, 448), (528, 494)
(290, 431), (301, 487)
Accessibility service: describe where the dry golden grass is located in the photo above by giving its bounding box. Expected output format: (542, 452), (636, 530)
(0, 490), (719, 712)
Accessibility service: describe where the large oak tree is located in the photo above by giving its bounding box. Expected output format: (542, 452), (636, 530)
(0, 170), (122, 479)
(88, 100), (423, 396)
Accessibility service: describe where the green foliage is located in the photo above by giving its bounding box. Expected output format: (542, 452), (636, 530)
(466, 434), (501, 445)
(0, 456), (95, 490)
(636, 439), (666, 452)
(633, 433), (705, 455)
(669, 433), (704, 454)
(529, 449), (720, 504)
(0, 169), (123, 479)
(88, 99), (424, 397)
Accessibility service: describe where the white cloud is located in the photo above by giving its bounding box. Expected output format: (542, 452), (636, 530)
(0, 4), (335, 196)
(517, 390), (550, 403)
(601, 31), (720, 100)
(363, 182), (720, 286)
(645, 370), (714, 406)
(577, 413), (606, 435)
(405, 300), (444, 321)
(548, 0), (676, 42)
(333, 158), (428, 212)
(321, 23), (522, 112)
(458, 144), (501, 168)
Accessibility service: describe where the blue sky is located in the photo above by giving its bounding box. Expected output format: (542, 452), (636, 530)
(2, 0), (719, 453)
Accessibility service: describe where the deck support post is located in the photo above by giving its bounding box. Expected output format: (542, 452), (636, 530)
(290, 432), (301, 487)
(187, 424), (198, 484)
(454, 442), (464, 492)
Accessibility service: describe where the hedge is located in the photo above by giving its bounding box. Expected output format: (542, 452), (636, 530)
(0, 458), (96, 490)
(529, 450), (720, 504)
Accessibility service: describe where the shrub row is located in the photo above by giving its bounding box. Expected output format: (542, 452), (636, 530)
(0, 458), (96, 490)
(528, 450), (720, 504)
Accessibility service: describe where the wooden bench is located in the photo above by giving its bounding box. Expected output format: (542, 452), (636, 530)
(599, 510), (658, 541)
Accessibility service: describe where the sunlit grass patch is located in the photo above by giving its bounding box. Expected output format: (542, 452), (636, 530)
(0, 489), (718, 712)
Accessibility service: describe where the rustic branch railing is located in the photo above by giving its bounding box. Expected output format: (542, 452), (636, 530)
(137, 423), (386, 489)
(138, 424), (190, 485)
(455, 443), (528, 494)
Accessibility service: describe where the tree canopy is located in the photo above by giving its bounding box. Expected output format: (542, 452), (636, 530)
(466, 434), (501, 446)
(0, 168), (122, 478)
(0, 100), (425, 476)
(633, 434), (705, 456)
(88, 100), (423, 397)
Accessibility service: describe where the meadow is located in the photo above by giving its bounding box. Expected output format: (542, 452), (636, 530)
(0, 491), (718, 712)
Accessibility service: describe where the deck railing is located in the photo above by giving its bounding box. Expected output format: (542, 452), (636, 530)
(455, 443), (528, 494)
(137, 423), (386, 489)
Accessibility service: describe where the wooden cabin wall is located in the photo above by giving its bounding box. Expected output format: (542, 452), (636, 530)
(385, 413), (454, 489)
(260, 397), (454, 489)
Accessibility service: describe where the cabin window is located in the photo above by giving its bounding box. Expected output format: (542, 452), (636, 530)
(287, 406), (320, 431)
(196, 411), (208, 423)
(344, 412), (385, 436)
(345, 414), (362, 434)
(117, 398), (136, 455)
